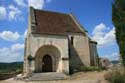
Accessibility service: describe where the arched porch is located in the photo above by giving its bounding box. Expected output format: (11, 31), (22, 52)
(35, 45), (61, 73)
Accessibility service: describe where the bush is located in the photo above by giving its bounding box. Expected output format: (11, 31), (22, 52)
(111, 71), (125, 83)
(104, 65), (125, 83)
(79, 66), (101, 71)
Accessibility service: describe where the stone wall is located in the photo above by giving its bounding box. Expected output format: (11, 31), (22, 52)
(23, 34), (69, 77)
(90, 41), (97, 66)
(69, 34), (91, 71)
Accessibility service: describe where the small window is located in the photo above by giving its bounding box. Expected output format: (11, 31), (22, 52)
(71, 36), (74, 45)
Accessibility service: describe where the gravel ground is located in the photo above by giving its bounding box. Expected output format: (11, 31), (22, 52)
(0, 71), (109, 83)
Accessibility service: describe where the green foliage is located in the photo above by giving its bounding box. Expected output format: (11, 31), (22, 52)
(69, 66), (102, 74)
(113, 0), (125, 11)
(79, 66), (101, 72)
(0, 62), (23, 80)
(105, 64), (125, 83)
(112, 0), (125, 66)
(111, 71), (125, 83)
(0, 62), (23, 74)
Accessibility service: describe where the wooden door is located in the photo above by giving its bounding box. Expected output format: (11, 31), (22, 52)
(42, 55), (52, 72)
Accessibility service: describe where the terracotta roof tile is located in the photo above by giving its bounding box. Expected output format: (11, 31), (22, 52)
(33, 9), (83, 35)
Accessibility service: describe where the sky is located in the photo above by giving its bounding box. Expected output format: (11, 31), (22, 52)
(0, 0), (119, 62)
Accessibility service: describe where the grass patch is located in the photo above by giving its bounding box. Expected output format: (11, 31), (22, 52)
(79, 66), (101, 71)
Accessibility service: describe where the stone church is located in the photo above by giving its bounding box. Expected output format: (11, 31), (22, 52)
(23, 7), (98, 78)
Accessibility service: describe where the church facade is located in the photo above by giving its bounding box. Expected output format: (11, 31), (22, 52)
(23, 7), (98, 77)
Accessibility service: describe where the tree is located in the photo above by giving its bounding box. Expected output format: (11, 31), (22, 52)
(112, 0), (125, 65)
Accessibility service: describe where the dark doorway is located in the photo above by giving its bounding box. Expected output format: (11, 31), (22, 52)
(42, 55), (53, 72)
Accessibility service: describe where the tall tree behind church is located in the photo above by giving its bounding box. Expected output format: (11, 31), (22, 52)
(112, 0), (125, 66)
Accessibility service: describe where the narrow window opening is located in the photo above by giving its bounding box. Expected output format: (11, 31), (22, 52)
(71, 36), (74, 45)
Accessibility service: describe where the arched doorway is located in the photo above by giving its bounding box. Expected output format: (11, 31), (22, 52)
(35, 45), (61, 73)
(42, 55), (52, 72)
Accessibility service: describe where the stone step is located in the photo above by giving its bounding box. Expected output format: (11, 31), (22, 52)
(29, 72), (69, 81)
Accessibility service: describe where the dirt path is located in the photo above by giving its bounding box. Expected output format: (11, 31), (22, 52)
(0, 71), (109, 83)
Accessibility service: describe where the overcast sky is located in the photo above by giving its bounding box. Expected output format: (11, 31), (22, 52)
(0, 0), (119, 62)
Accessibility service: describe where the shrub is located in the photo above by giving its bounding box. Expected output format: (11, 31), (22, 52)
(111, 71), (125, 83)
(79, 66), (101, 71)
(104, 66), (125, 83)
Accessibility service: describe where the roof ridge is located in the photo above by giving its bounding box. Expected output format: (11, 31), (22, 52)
(34, 8), (68, 16)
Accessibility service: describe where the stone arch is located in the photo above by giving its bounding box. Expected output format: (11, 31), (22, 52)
(35, 45), (61, 73)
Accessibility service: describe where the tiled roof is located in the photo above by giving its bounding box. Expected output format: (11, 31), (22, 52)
(32, 9), (84, 35)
